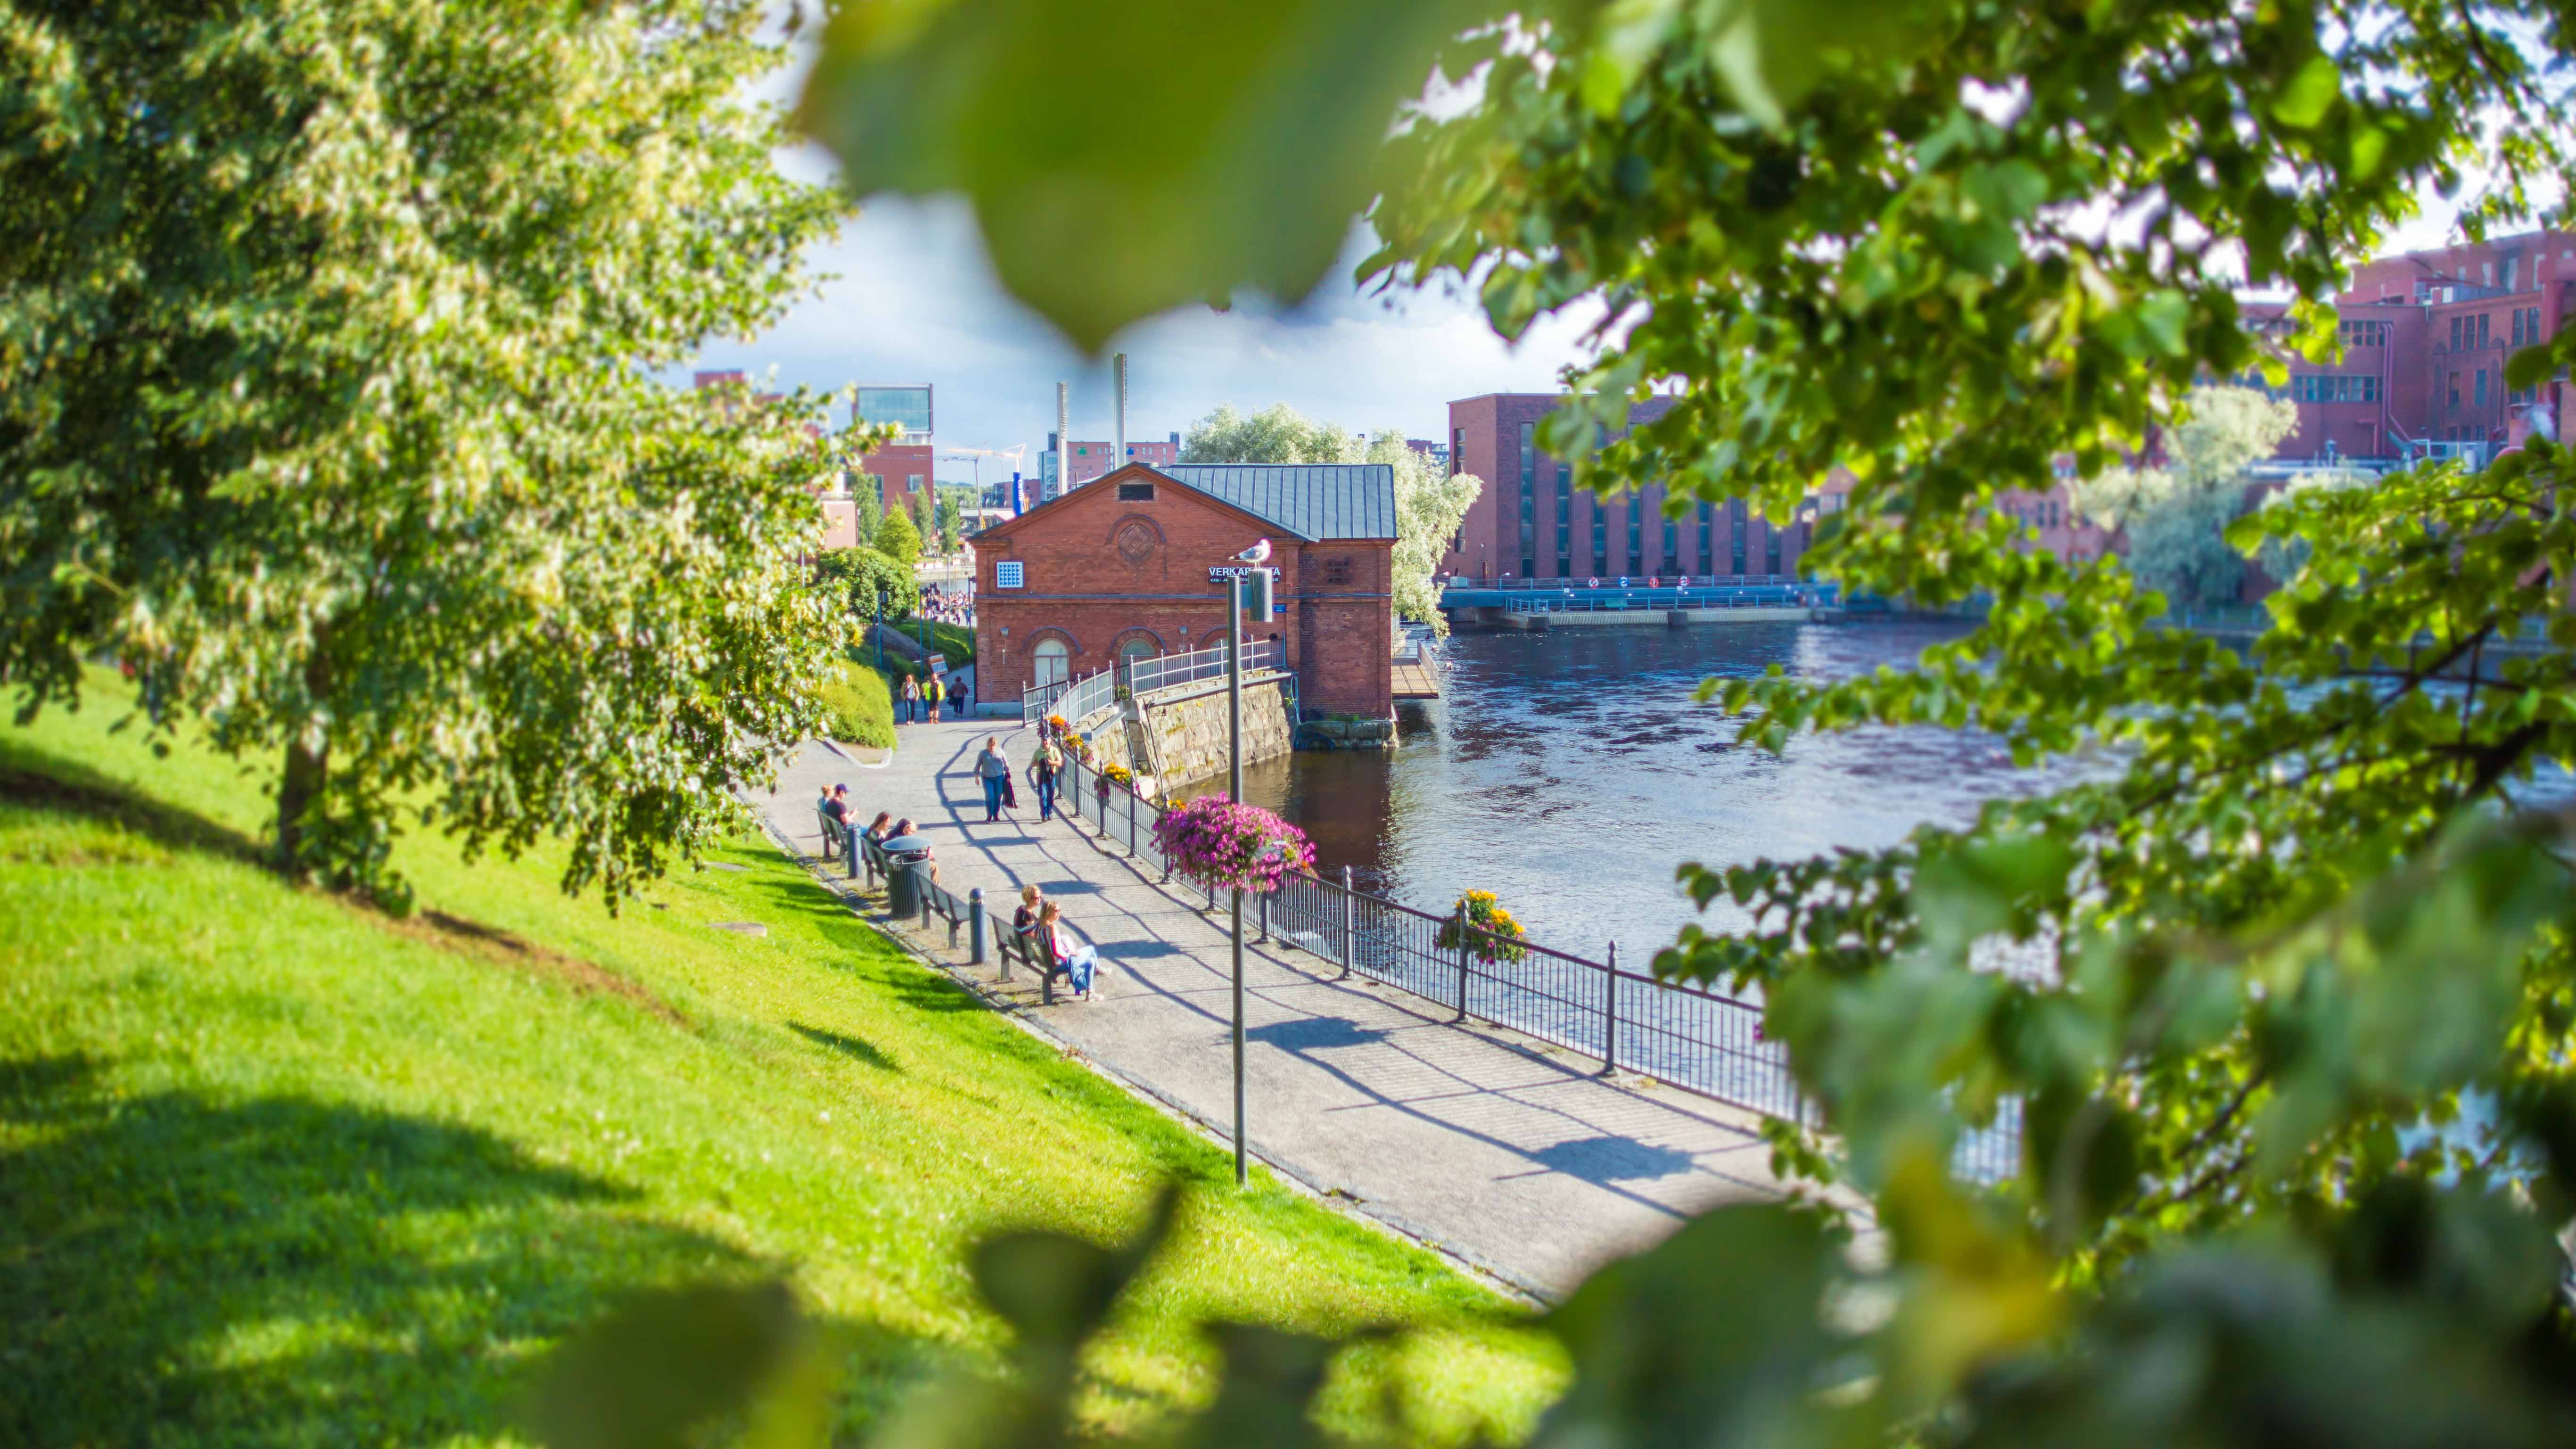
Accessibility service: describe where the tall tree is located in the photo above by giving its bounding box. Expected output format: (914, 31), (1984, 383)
(1364, 432), (1481, 636)
(874, 509), (923, 570)
(2071, 386), (2302, 608)
(1180, 403), (1359, 464)
(0, 0), (845, 908)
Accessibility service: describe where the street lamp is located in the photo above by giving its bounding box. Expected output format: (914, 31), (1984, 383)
(1226, 537), (1269, 1187)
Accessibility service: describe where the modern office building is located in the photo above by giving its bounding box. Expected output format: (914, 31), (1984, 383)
(851, 385), (935, 521)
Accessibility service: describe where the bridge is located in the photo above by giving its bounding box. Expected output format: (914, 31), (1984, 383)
(1439, 575), (1842, 629)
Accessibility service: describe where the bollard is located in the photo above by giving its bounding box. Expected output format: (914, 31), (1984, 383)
(1603, 941), (1619, 1075)
(845, 822), (860, 882)
(969, 888), (987, 966)
(1338, 864), (1354, 980)
(1454, 913), (1472, 1022)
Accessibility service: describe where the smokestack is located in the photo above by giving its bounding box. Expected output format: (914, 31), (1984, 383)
(1113, 353), (1128, 467)
(1056, 382), (1070, 495)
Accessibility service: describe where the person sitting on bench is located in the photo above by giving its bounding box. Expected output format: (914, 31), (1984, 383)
(889, 818), (940, 884)
(1035, 900), (1096, 1000)
(862, 812), (893, 851)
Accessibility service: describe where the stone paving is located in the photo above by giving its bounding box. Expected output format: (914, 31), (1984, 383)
(754, 716), (1804, 1301)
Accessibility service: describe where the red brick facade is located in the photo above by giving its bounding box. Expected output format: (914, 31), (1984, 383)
(1443, 393), (1820, 582)
(855, 442), (936, 521)
(971, 463), (1395, 718)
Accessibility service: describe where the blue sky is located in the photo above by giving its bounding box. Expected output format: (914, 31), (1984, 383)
(680, 196), (1605, 488)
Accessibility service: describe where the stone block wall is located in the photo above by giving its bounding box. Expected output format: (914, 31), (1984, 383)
(1139, 675), (1293, 792)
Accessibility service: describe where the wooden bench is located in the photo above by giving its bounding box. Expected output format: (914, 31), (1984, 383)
(993, 920), (1060, 1004)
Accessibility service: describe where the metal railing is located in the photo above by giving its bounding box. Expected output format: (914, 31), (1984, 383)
(1124, 638), (1283, 697)
(1046, 747), (2021, 1182)
(1443, 573), (1809, 592)
(1022, 640), (1289, 726)
(1505, 587), (1840, 614)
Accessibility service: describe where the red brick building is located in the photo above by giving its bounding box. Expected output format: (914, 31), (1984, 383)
(2247, 229), (2575, 467)
(1446, 393), (1826, 582)
(971, 461), (1398, 717)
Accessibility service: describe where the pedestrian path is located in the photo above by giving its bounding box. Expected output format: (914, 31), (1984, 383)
(757, 718), (1802, 1300)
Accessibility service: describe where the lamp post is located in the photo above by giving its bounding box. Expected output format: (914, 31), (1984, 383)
(1226, 537), (1269, 1189)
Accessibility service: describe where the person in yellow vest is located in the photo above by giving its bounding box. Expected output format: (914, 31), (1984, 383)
(923, 671), (943, 721)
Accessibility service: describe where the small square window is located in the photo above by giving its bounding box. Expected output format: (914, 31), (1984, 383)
(1321, 557), (1354, 585)
(994, 560), (1024, 589)
(1117, 483), (1154, 501)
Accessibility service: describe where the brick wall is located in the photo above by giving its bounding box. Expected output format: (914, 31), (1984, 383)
(971, 465), (1396, 718)
(1442, 394), (1814, 582)
(855, 442), (936, 520)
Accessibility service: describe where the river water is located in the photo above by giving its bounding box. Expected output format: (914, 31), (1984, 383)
(1183, 621), (2101, 963)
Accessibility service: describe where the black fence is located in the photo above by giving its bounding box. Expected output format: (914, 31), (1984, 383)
(1049, 751), (2022, 1182)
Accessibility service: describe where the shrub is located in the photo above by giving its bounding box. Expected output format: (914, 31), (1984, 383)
(814, 663), (896, 748)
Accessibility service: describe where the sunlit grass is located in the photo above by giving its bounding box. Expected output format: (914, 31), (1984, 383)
(0, 684), (1563, 1446)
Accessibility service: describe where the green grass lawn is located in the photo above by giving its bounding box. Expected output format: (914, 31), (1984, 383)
(0, 686), (1558, 1446)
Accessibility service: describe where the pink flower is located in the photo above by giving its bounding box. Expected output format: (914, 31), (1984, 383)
(1152, 793), (1314, 895)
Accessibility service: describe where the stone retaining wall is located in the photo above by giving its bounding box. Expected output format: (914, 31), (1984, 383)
(1139, 674), (1293, 792)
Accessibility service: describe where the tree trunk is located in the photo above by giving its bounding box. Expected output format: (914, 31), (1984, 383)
(277, 737), (328, 876)
(276, 631), (334, 876)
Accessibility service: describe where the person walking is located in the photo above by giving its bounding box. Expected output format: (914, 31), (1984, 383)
(974, 736), (1011, 823)
(1028, 741), (1061, 823)
(1037, 900), (1096, 999)
(925, 672), (944, 722)
(900, 673), (920, 724)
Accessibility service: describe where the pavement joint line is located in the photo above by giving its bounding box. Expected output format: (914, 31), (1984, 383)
(750, 811), (1558, 1308)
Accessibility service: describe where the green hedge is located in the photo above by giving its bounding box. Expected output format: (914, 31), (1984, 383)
(815, 661), (896, 748)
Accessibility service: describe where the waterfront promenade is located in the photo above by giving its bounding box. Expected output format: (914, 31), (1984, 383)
(752, 718), (1804, 1300)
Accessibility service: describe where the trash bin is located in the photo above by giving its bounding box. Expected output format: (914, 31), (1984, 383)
(879, 833), (931, 916)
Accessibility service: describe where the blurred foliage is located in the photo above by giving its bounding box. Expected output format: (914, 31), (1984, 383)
(0, 0), (851, 909)
(783, 0), (2576, 1446)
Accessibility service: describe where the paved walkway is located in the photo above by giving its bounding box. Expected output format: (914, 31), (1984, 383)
(758, 717), (1800, 1300)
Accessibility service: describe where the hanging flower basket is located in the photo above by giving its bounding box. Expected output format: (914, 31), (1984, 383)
(1435, 889), (1529, 964)
(1150, 793), (1314, 896)
(1099, 762), (1134, 791)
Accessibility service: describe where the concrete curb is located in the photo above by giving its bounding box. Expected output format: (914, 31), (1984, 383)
(750, 813), (1558, 1309)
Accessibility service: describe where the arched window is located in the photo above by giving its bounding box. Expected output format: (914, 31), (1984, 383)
(1032, 637), (1070, 689)
(1118, 637), (1155, 675)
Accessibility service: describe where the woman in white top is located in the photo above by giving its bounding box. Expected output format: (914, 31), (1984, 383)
(1037, 900), (1096, 999)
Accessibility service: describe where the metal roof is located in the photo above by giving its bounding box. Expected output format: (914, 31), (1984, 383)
(1157, 463), (1398, 541)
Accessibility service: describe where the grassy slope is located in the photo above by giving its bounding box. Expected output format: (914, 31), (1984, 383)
(0, 689), (1557, 1446)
